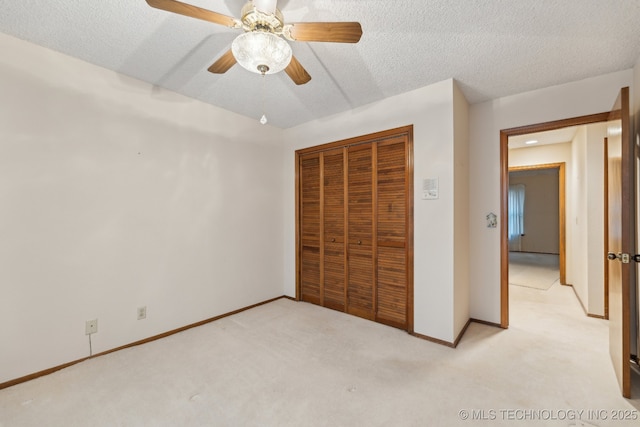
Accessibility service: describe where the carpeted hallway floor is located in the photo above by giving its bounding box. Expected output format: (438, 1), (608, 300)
(509, 252), (560, 290)
(1, 282), (639, 426)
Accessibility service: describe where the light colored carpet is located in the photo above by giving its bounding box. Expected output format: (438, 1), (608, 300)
(1, 286), (639, 426)
(510, 252), (560, 290)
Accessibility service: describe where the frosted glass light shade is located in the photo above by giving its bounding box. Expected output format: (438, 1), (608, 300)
(232, 32), (292, 75)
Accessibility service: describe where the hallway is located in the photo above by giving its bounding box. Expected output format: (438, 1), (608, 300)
(509, 252), (560, 291)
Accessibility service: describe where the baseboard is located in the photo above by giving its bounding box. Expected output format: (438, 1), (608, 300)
(509, 251), (560, 256)
(0, 357), (94, 391)
(412, 332), (456, 348)
(469, 318), (503, 329)
(587, 313), (607, 319)
(0, 295), (289, 390)
(411, 319), (476, 349)
(453, 319), (472, 347)
(570, 284), (588, 315)
(569, 285), (608, 319)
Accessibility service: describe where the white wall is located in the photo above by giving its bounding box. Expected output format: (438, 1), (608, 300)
(565, 122), (607, 316)
(453, 83), (470, 337)
(584, 123), (608, 316)
(282, 79), (468, 343)
(0, 34), (285, 383)
(572, 126), (589, 300)
(469, 70), (633, 323)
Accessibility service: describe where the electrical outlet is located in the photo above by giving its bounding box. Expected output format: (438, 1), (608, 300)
(137, 306), (147, 320)
(85, 319), (98, 335)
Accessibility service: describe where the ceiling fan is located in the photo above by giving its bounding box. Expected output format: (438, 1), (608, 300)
(145, 0), (363, 85)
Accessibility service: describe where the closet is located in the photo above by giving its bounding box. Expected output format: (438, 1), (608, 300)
(296, 126), (413, 331)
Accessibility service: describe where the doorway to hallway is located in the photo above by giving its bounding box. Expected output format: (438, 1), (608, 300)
(499, 94), (636, 397)
(500, 112), (611, 327)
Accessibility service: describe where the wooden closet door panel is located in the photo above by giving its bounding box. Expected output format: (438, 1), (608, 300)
(300, 154), (321, 305)
(377, 246), (407, 328)
(348, 146), (374, 246)
(377, 138), (407, 242)
(347, 246), (373, 318)
(301, 246), (320, 304)
(376, 139), (408, 328)
(323, 149), (345, 311)
(347, 145), (374, 319)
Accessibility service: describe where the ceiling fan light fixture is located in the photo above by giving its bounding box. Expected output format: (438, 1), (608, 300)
(232, 32), (292, 75)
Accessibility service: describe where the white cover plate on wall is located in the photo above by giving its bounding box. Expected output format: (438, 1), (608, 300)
(422, 178), (439, 200)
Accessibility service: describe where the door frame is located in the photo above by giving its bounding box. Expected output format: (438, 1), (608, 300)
(500, 112), (611, 328)
(604, 137), (610, 320)
(508, 163), (566, 285)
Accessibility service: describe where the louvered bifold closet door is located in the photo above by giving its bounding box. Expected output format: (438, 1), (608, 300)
(323, 148), (346, 311)
(300, 153), (321, 305)
(376, 137), (408, 329)
(347, 144), (376, 320)
(296, 125), (413, 332)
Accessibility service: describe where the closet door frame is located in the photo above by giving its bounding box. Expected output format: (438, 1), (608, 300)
(295, 125), (414, 333)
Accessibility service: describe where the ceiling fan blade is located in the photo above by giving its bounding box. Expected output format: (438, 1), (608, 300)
(284, 22), (362, 43)
(285, 56), (311, 85)
(146, 0), (241, 28)
(207, 49), (237, 74)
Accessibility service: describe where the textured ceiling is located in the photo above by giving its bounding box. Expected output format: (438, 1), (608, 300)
(509, 126), (579, 149)
(1, 1), (640, 128)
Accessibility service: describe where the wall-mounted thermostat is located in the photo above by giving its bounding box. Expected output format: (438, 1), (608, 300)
(422, 178), (439, 200)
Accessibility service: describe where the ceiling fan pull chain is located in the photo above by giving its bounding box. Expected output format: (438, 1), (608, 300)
(259, 70), (268, 125)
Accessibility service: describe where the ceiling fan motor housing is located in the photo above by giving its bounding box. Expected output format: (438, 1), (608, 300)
(241, 1), (284, 33)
